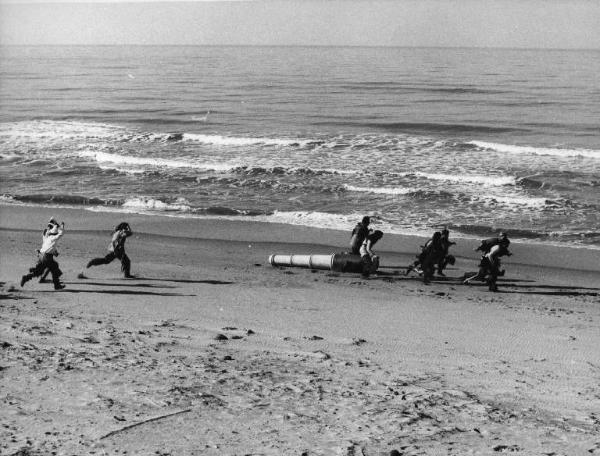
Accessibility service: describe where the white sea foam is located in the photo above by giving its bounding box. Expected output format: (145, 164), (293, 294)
(0, 194), (16, 203)
(121, 197), (192, 212)
(182, 133), (312, 147)
(345, 185), (415, 195)
(0, 120), (177, 144)
(259, 211), (426, 237)
(259, 211), (364, 233)
(406, 171), (516, 186)
(0, 120), (125, 141)
(97, 164), (147, 175)
(78, 150), (236, 172)
(471, 141), (600, 159)
(477, 194), (551, 209)
(1, 120), (318, 148)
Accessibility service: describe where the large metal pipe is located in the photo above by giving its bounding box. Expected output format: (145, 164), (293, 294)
(269, 253), (376, 273)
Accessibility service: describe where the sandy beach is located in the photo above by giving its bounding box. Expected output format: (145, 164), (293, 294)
(1, 204), (599, 455)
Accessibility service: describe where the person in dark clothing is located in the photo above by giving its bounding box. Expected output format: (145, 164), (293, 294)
(21, 218), (65, 290)
(406, 230), (444, 283)
(360, 230), (383, 278)
(436, 228), (456, 276)
(86, 222), (134, 278)
(419, 231), (444, 284)
(38, 254), (62, 283)
(464, 233), (512, 291)
(350, 216), (371, 255)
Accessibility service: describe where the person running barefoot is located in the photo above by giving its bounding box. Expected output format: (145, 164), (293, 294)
(86, 222), (134, 278)
(21, 218), (66, 290)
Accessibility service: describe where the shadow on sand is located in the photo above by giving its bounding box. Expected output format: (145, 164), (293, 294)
(136, 277), (235, 285)
(500, 289), (598, 297)
(67, 281), (177, 289)
(40, 289), (196, 297)
(367, 272), (599, 297)
(463, 280), (599, 297)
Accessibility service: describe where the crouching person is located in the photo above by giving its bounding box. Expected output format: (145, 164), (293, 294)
(407, 231), (444, 284)
(464, 233), (512, 291)
(360, 230), (383, 279)
(21, 218), (65, 290)
(86, 222), (134, 278)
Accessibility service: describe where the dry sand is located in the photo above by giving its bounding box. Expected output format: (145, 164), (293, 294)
(1, 205), (599, 456)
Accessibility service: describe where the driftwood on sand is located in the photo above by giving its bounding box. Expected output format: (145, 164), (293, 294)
(99, 409), (192, 441)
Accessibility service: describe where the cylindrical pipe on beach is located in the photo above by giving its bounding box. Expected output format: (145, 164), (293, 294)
(269, 253), (374, 273)
(268, 254), (335, 270)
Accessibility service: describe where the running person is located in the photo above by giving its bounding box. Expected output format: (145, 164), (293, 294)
(464, 233), (512, 291)
(86, 222), (134, 278)
(21, 218), (65, 290)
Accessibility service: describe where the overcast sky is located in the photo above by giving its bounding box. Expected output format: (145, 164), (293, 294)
(1, 0), (599, 48)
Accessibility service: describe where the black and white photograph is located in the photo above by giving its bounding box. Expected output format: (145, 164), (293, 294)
(1, 0), (599, 454)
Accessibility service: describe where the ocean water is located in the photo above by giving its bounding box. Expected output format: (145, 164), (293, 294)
(1, 45), (599, 247)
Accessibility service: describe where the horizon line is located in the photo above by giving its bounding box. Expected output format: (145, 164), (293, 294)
(1, 44), (599, 52)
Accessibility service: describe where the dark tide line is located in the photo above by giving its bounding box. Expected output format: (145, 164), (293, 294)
(9, 194), (124, 207)
(447, 223), (600, 245)
(3, 194), (271, 218)
(313, 121), (524, 134)
(337, 83), (509, 95)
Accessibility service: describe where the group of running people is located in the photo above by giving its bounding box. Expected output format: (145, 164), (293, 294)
(20, 218), (134, 291)
(349, 216), (512, 291)
(21, 215), (512, 292)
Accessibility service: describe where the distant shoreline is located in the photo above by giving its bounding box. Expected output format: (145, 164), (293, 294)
(1, 203), (598, 274)
(1, 199), (599, 254)
(1, 44), (599, 52)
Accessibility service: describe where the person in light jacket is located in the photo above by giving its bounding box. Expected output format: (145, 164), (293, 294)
(21, 218), (65, 290)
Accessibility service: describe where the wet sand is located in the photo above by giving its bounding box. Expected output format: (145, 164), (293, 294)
(1, 204), (599, 455)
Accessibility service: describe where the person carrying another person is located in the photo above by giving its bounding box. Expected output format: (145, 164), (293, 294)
(360, 230), (383, 279)
(21, 218), (66, 290)
(464, 232), (512, 291)
(350, 216), (371, 255)
(85, 222), (134, 278)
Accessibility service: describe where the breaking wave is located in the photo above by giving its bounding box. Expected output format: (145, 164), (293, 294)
(345, 185), (414, 195)
(78, 150), (356, 177)
(232, 166), (355, 177)
(118, 198), (268, 217)
(182, 133), (321, 147)
(397, 171), (516, 187)
(78, 150), (237, 172)
(471, 141), (600, 159)
(0, 120), (318, 149)
(122, 197), (192, 212)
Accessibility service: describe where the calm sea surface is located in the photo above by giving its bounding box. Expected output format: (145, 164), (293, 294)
(1, 46), (599, 247)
